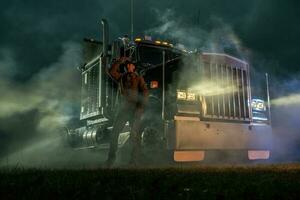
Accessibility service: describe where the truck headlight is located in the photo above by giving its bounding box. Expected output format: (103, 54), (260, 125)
(257, 102), (264, 109)
(251, 99), (266, 111)
(187, 92), (196, 101)
(177, 90), (196, 101)
(251, 101), (256, 108)
(177, 90), (187, 100)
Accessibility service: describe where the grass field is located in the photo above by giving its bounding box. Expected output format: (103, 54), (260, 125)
(1, 164), (300, 199)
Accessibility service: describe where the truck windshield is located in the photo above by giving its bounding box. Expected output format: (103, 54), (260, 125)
(138, 45), (181, 66)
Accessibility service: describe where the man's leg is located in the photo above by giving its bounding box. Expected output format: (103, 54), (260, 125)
(106, 109), (128, 166)
(129, 109), (143, 165)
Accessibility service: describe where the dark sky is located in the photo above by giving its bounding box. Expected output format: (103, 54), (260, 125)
(0, 0), (300, 161)
(0, 0), (299, 81)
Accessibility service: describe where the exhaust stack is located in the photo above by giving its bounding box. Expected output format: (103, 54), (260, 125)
(101, 19), (109, 57)
(266, 73), (272, 125)
(98, 19), (109, 115)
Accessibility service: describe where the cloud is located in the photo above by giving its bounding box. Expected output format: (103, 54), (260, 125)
(0, 41), (81, 120)
(0, 41), (82, 161)
(0, 0), (299, 165)
(272, 94), (300, 106)
(145, 8), (249, 60)
(0, 48), (18, 78)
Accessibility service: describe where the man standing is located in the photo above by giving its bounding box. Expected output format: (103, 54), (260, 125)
(105, 57), (148, 167)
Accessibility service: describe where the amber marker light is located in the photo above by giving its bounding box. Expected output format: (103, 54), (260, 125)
(150, 81), (159, 89)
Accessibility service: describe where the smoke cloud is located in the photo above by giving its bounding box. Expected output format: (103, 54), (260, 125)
(0, 41), (81, 128)
(271, 77), (300, 106)
(190, 80), (237, 97)
(0, 41), (84, 167)
(268, 75), (300, 162)
(272, 94), (300, 106)
(0, 0), (299, 167)
(146, 8), (249, 59)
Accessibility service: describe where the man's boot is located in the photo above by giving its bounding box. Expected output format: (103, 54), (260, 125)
(129, 151), (138, 167)
(129, 143), (141, 167)
(104, 152), (116, 168)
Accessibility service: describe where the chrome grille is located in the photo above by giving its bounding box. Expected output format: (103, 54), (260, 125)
(80, 60), (100, 120)
(200, 53), (251, 121)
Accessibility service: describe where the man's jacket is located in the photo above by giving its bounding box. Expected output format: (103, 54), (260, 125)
(109, 60), (148, 108)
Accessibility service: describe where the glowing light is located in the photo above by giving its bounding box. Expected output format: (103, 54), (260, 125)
(177, 90), (187, 100)
(155, 40), (161, 44)
(174, 151), (205, 162)
(150, 81), (159, 89)
(248, 150), (270, 160)
(258, 103), (264, 109)
(190, 80), (237, 96)
(251, 99), (266, 111)
(135, 38), (142, 42)
(177, 90), (196, 101)
(144, 35), (152, 40)
(186, 92), (196, 101)
(162, 41), (168, 45)
(272, 94), (300, 106)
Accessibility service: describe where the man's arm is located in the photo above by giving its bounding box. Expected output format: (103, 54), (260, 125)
(109, 60), (122, 81)
(109, 57), (130, 81)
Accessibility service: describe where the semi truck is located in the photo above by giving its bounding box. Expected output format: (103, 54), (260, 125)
(65, 19), (272, 162)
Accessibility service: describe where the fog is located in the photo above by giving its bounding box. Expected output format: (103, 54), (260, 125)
(1, 2), (300, 168)
(269, 77), (300, 162)
(0, 42), (89, 168)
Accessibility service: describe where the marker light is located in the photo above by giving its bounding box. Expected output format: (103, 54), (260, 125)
(144, 35), (152, 40)
(162, 41), (168, 45)
(135, 38), (142, 42)
(150, 81), (159, 89)
(155, 40), (161, 44)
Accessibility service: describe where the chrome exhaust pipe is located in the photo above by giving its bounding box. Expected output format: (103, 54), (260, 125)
(101, 19), (109, 57)
(265, 73), (272, 125)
